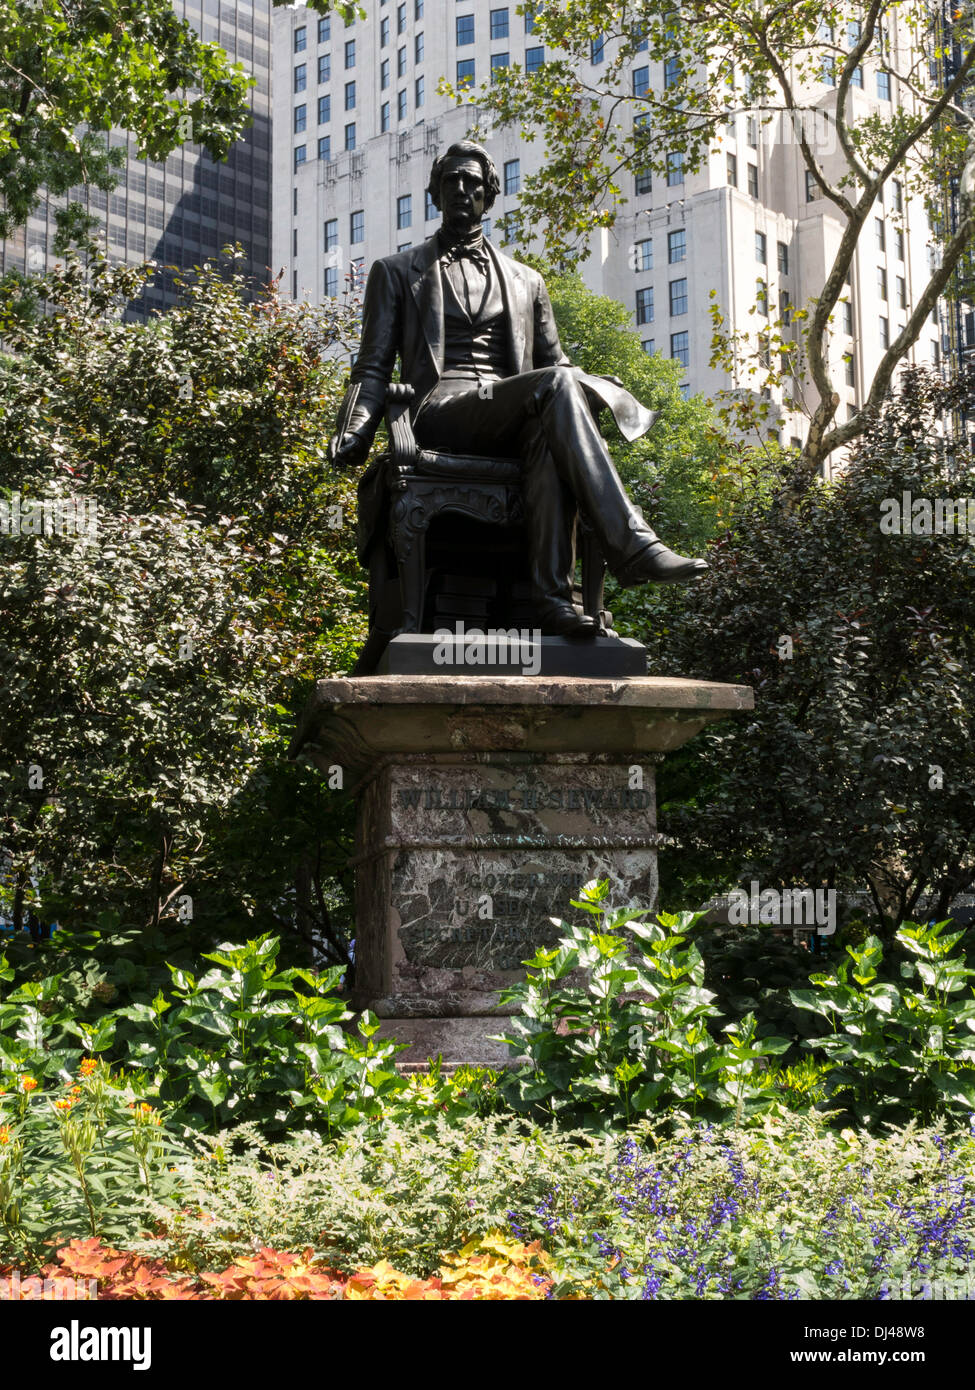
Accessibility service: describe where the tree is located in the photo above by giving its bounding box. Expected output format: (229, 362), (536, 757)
(632, 366), (975, 937)
(465, 0), (975, 489)
(0, 253), (365, 964)
(0, 0), (258, 251)
(536, 259), (775, 552)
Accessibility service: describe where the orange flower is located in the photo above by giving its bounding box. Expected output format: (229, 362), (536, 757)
(54, 1099), (73, 1112)
(79, 1058), (98, 1079)
(0, 1125), (10, 1145)
(20, 1076), (38, 1093)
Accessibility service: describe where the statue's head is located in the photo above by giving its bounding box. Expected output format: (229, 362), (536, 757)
(427, 141), (501, 233)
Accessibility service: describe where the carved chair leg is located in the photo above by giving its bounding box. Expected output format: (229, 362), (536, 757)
(579, 521), (607, 627)
(395, 525), (427, 635)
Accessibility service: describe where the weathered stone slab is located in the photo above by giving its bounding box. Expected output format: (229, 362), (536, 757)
(375, 632), (648, 677)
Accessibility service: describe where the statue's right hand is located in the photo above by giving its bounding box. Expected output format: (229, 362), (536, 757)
(327, 430), (369, 471)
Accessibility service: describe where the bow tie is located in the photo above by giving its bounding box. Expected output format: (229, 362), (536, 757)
(440, 241), (490, 273)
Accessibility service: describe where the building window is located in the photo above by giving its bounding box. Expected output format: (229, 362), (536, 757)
(755, 231), (767, 264)
(380, 16), (390, 46)
(457, 59), (475, 89)
(635, 168), (652, 196)
(318, 94), (331, 124)
(526, 45), (544, 73)
(524, 3), (536, 33)
(293, 144), (306, 170)
(756, 279), (768, 315)
(664, 56), (680, 89)
(634, 238), (653, 272)
(642, 339), (655, 354)
(632, 20), (648, 50)
(878, 266), (888, 300)
(318, 135), (331, 161)
(351, 257), (365, 292)
(482, 218), (491, 240)
(325, 266), (339, 297)
(318, 53), (330, 83)
(491, 7), (509, 39)
(879, 316), (889, 348)
(877, 71), (891, 100)
(748, 163), (759, 198)
(845, 353), (855, 385)
(397, 46), (407, 77)
(294, 25), (307, 52)
(668, 229), (686, 263)
(415, 0), (423, 17)
(324, 218), (338, 252)
(345, 122), (356, 151)
(778, 242), (789, 275)
(397, 1), (406, 33)
(415, 32), (424, 62)
(591, 33), (605, 63)
(318, 17), (330, 44)
(780, 289), (792, 325)
(747, 115), (758, 147)
(669, 278), (688, 315)
(805, 169), (816, 202)
(415, 76), (425, 106)
(294, 104), (306, 133)
(345, 81), (356, 110)
(666, 152), (684, 186)
(350, 210), (364, 244)
(636, 286), (654, 324)
(727, 152), (737, 187)
(294, 64), (307, 92)
(893, 179), (904, 214)
(397, 194), (412, 229)
(504, 158), (521, 195)
(896, 275), (906, 309)
(381, 101), (391, 131)
(633, 66), (649, 97)
(397, 88), (407, 119)
(345, 38), (355, 68)
(491, 52), (509, 77)
(842, 299), (853, 334)
(875, 217), (886, 252)
(425, 190), (437, 220)
(896, 227), (905, 261)
(671, 331), (690, 368)
(457, 13), (475, 45)
(381, 58), (390, 89)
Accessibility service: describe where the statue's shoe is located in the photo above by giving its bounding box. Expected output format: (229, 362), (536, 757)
(538, 602), (598, 638)
(614, 541), (709, 587)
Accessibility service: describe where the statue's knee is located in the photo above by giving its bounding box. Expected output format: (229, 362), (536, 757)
(533, 365), (577, 409)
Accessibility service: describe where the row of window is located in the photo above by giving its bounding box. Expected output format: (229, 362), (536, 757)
(639, 332), (690, 369)
(636, 280), (690, 323)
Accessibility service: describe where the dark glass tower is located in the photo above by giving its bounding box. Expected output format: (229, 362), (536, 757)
(0, 0), (272, 316)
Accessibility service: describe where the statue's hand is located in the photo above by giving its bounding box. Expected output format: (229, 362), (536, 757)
(327, 430), (369, 471)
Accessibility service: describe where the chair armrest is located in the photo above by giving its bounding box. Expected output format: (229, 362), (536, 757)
(385, 383), (417, 481)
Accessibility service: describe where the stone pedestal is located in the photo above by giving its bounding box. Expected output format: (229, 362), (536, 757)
(290, 676), (753, 1066)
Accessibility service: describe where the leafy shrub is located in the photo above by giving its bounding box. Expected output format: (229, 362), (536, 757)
(497, 882), (790, 1128)
(791, 920), (975, 1125)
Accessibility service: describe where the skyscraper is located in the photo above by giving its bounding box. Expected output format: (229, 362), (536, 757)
(274, 2), (946, 475)
(0, 0), (273, 317)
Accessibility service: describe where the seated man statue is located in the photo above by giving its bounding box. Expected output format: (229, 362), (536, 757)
(327, 139), (707, 638)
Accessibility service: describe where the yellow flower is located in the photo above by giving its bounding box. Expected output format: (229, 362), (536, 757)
(79, 1058), (98, 1079)
(20, 1076), (38, 1093)
(0, 1125), (10, 1145)
(54, 1099), (73, 1112)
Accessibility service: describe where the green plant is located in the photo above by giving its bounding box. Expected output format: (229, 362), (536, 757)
(496, 881), (790, 1128)
(791, 919), (975, 1124)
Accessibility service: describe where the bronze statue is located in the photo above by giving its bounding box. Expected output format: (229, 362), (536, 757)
(327, 140), (707, 647)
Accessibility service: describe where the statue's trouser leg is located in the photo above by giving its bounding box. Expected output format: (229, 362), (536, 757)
(415, 367), (658, 595)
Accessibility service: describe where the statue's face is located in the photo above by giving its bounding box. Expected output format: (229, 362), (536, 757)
(439, 156), (487, 235)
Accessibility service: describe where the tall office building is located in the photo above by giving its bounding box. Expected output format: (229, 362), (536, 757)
(0, 0), (273, 317)
(273, 2), (947, 474)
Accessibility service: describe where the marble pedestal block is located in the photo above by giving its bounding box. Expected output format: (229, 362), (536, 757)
(290, 676), (753, 1067)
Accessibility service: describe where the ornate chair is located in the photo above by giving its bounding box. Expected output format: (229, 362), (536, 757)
(378, 381), (609, 639)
